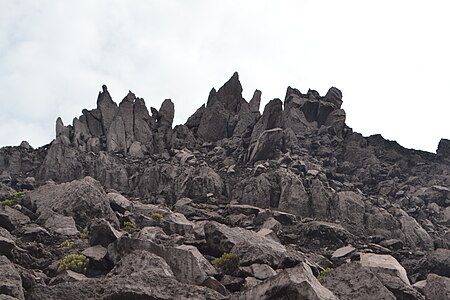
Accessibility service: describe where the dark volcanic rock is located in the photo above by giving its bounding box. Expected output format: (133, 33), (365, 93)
(2, 73), (450, 300)
(0, 255), (24, 300)
(26, 176), (119, 228)
(231, 262), (337, 300)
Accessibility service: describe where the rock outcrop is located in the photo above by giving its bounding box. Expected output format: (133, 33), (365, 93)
(0, 72), (449, 299)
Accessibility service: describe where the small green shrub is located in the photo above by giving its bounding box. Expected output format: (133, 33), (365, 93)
(213, 253), (240, 274)
(0, 199), (15, 207)
(122, 221), (137, 233)
(0, 192), (26, 207)
(150, 213), (164, 221)
(57, 254), (89, 273)
(60, 240), (74, 248)
(242, 283), (252, 290)
(80, 227), (88, 240)
(11, 191), (26, 199)
(317, 267), (333, 280)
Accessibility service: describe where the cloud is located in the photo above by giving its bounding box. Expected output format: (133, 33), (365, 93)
(0, 0), (449, 152)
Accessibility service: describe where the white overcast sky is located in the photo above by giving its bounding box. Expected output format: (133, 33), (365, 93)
(0, 0), (449, 152)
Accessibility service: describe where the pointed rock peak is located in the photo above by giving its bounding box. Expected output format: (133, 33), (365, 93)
(306, 89), (320, 100)
(218, 72), (243, 96)
(249, 89), (262, 112)
(285, 86), (302, 100)
(121, 91), (136, 103)
(56, 117), (64, 129)
(323, 87), (343, 108)
(102, 85), (108, 93)
(158, 99), (175, 128)
(206, 88), (218, 107)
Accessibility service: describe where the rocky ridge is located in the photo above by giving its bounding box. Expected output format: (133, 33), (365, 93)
(0, 73), (449, 299)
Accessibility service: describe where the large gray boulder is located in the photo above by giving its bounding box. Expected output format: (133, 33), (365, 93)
(231, 262), (337, 300)
(424, 273), (450, 300)
(108, 236), (217, 286)
(108, 250), (174, 278)
(360, 253), (410, 285)
(321, 262), (396, 300)
(28, 272), (223, 300)
(247, 128), (283, 163)
(26, 176), (119, 228)
(0, 256), (24, 300)
(204, 221), (301, 268)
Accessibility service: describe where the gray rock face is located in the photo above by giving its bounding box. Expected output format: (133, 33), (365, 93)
(414, 248), (450, 277)
(0, 228), (15, 257)
(27, 177), (118, 228)
(321, 262), (396, 300)
(231, 262), (337, 300)
(28, 272), (223, 300)
(247, 128), (283, 163)
(204, 221), (300, 268)
(0, 205), (30, 232)
(88, 218), (122, 247)
(250, 99), (283, 145)
(424, 273), (450, 300)
(108, 250), (174, 278)
(360, 253), (410, 285)
(0, 256), (24, 300)
(42, 212), (78, 236)
(3, 73), (450, 300)
(97, 85), (118, 135)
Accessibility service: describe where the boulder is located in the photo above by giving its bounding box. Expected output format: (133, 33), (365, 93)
(27, 177), (119, 228)
(42, 211), (78, 236)
(204, 221), (300, 268)
(0, 256), (24, 300)
(107, 192), (133, 214)
(248, 128), (283, 163)
(243, 263), (277, 280)
(161, 212), (194, 237)
(88, 218), (122, 247)
(28, 272), (223, 300)
(360, 253), (410, 285)
(164, 245), (217, 284)
(231, 262), (337, 300)
(0, 205), (30, 232)
(0, 228), (15, 257)
(82, 245), (108, 264)
(414, 248), (450, 277)
(321, 262), (395, 300)
(108, 250), (174, 278)
(423, 273), (450, 300)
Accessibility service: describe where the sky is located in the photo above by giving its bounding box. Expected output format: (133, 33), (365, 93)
(0, 1), (449, 153)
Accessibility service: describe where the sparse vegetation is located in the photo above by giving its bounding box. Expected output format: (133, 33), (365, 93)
(213, 253), (240, 274)
(0, 192), (26, 207)
(57, 254), (89, 273)
(317, 267), (333, 280)
(11, 191), (26, 199)
(150, 213), (164, 221)
(0, 199), (15, 207)
(122, 221), (137, 233)
(80, 227), (88, 240)
(60, 240), (75, 248)
(242, 283), (252, 290)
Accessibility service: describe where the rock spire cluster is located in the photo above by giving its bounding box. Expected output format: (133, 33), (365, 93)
(0, 73), (449, 299)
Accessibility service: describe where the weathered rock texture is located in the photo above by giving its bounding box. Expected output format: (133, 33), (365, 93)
(0, 72), (449, 299)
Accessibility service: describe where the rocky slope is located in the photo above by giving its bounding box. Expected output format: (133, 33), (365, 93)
(0, 73), (449, 299)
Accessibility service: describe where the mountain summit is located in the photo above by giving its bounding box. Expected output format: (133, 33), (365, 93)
(0, 73), (449, 299)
